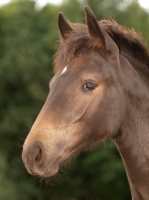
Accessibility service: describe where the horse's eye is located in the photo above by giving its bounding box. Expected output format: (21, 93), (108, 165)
(82, 82), (97, 91)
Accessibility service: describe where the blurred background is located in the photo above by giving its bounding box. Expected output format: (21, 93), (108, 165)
(0, 0), (149, 199)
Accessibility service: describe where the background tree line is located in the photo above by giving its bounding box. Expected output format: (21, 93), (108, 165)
(0, 0), (149, 199)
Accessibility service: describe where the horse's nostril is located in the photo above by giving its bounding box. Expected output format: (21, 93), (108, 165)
(35, 147), (42, 163)
(22, 140), (46, 175)
(22, 141), (45, 168)
(33, 142), (45, 166)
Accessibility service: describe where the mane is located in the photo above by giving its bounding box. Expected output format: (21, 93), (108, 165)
(54, 19), (149, 77)
(100, 19), (149, 78)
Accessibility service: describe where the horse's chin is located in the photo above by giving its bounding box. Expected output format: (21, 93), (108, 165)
(41, 165), (59, 178)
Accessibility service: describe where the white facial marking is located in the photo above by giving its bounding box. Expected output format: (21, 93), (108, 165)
(61, 66), (68, 75)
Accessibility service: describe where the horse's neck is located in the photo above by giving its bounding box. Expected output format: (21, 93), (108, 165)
(114, 55), (149, 200)
(114, 112), (149, 199)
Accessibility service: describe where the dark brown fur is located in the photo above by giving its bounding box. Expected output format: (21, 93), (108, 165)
(54, 19), (149, 79)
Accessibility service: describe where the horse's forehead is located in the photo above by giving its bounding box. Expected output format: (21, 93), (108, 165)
(58, 52), (109, 79)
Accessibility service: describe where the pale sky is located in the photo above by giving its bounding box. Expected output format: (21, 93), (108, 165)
(0, 0), (63, 7)
(138, 0), (149, 9)
(0, 0), (149, 10)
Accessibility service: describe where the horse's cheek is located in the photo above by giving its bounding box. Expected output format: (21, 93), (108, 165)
(95, 88), (125, 139)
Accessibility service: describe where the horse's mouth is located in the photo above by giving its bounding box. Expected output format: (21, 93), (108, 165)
(24, 155), (62, 178)
(24, 142), (85, 178)
(41, 148), (80, 178)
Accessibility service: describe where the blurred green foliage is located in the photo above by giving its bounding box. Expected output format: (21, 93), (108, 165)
(0, 0), (149, 199)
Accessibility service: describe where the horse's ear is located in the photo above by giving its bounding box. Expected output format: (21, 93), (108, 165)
(58, 12), (74, 39)
(85, 6), (106, 48)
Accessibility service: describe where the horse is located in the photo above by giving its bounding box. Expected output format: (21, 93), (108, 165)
(22, 6), (149, 200)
